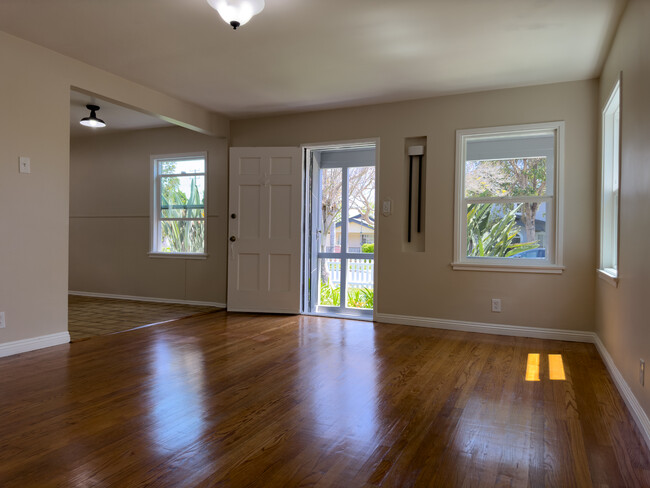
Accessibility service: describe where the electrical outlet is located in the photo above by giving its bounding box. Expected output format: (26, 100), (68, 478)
(640, 359), (645, 387)
(491, 299), (501, 313)
(0, 312), (5, 329)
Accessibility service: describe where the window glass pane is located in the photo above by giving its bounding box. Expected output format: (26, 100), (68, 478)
(601, 83), (620, 272)
(466, 133), (554, 160)
(466, 202), (547, 258)
(159, 220), (205, 253)
(318, 258), (341, 306)
(160, 175), (205, 218)
(465, 157), (548, 198)
(345, 259), (374, 309)
(319, 168), (342, 253)
(347, 166), (375, 253)
(159, 158), (205, 175)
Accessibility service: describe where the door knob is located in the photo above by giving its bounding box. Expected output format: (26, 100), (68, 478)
(230, 236), (237, 242)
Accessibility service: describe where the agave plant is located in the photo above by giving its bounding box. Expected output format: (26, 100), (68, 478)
(359, 287), (374, 308)
(319, 281), (341, 306)
(467, 203), (539, 257)
(161, 178), (204, 253)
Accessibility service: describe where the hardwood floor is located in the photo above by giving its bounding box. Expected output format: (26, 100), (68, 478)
(68, 295), (220, 341)
(1, 313), (649, 487)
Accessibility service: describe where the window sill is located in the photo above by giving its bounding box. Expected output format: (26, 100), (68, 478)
(597, 268), (618, 287)
(148, 252), (208, 260)
(451, 262), (564, 274)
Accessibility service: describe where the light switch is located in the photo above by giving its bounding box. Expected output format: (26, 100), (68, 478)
(382, 199), (392, 216)
(19, 157), (31, 174)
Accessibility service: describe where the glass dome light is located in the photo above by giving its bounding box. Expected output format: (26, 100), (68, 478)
(207, 0), (265, 29)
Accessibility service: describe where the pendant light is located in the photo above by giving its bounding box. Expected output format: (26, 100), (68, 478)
(80, 104), (106, 128)
(207, 0), (265, 30)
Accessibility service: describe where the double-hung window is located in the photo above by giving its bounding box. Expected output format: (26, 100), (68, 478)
(599, 81), (621, 285)
(453, 122), (564, 273)
(150, 152), (207, 256)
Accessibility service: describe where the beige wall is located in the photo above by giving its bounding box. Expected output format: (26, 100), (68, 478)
(597, 0), (650, 420)
(69, 127), (228, 304)
(232, 80), (598, 331)
(0, 31), (227, 345)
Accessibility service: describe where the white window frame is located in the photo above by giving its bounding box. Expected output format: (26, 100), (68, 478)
(452, 121), (565, 274)
(598, 80), (621, 287)
(149, 152), (208, 258)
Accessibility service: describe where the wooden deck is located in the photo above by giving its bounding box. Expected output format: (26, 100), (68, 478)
(1, 312), (649, 487)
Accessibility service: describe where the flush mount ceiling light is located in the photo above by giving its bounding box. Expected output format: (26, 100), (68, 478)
(207, 0), (265, 30)
(79, 104), (106, 128)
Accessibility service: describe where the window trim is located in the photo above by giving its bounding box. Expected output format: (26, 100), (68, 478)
(452, 121), (565, 273)
(599, 79), (621, 287)
(149, 152), (208, 257)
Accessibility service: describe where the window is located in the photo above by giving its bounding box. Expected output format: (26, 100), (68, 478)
(599, 81), (620, 284)
(453, 122), (564, 273)
(150, 153), (207, 256)
(361, 234), (374, 245)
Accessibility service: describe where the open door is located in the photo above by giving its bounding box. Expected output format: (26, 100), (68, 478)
(304, 144), (376, 318)
(227, 147), (302, 313)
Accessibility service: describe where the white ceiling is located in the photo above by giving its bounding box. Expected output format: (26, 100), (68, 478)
(70, 90), (171, 137)
(0, 0), (627, 119)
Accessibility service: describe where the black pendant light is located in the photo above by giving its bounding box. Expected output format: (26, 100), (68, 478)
(80, 104), (106, 128)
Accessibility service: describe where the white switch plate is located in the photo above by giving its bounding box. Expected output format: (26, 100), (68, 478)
(491, 299), (502, 312)
(382, 199), (392, 216)
(0, 312), (5, 328)
(641, 359), (645, 386)
(19, 157), (31, 174)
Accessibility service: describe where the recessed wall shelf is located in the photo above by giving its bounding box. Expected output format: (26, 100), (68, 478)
(403, 136), (427, 253)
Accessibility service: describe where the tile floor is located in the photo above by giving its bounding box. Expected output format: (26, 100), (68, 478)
(68, 295), (222, 341)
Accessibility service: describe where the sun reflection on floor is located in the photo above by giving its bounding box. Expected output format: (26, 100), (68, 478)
(525, 353), (540, 381)
(299, 320), (379, 451)
(525, 353), (566, 381)
(147, 338), (208, 456)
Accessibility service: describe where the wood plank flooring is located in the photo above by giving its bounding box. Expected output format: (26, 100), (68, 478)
(1, 313), (649, 487)
(68, 294), (220, 341)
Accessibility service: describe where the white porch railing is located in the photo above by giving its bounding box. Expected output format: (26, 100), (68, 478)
(325, 259), (373, 287)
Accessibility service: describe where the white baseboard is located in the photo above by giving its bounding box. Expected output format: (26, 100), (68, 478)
(69, 291), (226, 309)
(593, 335), (650, 451)
(374, 312), (595, 343)
(0, 332), (70, 358)
(227, 307), (300, 314)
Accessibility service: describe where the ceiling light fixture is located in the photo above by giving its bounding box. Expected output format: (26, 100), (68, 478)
(80, 104), (106, 128)
(207, 0), (264, 30)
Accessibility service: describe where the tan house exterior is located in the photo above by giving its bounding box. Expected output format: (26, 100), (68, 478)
(331, 215), (374, 252)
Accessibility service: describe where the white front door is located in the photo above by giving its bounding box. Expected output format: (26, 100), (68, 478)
(227, 147), (302, 313)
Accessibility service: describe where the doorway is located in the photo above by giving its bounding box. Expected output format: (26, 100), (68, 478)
(68, 88), (226, 341)
(304, 143), (377, 318)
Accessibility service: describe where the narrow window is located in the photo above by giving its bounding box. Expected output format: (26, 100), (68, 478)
(600, 81), (621, 282)
(454, 122), (564, 272)
(150, 153), (207, 255)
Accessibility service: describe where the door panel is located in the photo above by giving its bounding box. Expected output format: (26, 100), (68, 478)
(228, 147), (302, 313)
(269, 185), (293, 239)
(269, 254), (291, 292)
(239, 157), (262, 175)
(239, 185), (261, 239)
(238, 253), (260, 291)
(270, 157), (293, 174)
